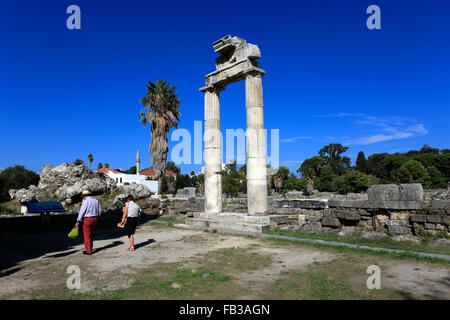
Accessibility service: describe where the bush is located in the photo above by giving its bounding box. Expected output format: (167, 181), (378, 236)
(333, 170), (371, 194)
(391, 160), (430, 186)
(316, 165), (337, 192)
(0, 165), (40, 201)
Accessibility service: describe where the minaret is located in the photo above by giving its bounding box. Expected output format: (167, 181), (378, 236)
(136, 150), (140, 175)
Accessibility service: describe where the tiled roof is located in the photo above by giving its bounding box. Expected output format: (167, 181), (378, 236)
(139, 168), (176, 176)
(97, 168), (121, 174)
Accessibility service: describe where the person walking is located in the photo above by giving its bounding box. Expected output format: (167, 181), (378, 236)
(75, 190), (102, 255)
(119, 195), (141, 251)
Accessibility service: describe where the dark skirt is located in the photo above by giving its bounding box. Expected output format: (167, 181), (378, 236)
(126, 217), (138, 237)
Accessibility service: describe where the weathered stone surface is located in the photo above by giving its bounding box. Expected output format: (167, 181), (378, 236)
(410, 214), (427, 223)
(367, 184), (424, 209)
(328, 199), (371, 208)
(13, 189), (35, 203)
(424, 223), (436, 230)
(359, 231), (388, 240)
(322, 217), (340, 227)
(391, 235), (421, 245)
(387, 219), (411, 227)
(333, 209), (360, 221)
(368, 184), (400, 201)
(388, 225), (411, 235)
(37, 163), (116, 202)
(306, 215), (321, 223)
(426, 214), (445, 224)
(430, 200), (450, 209)
(298, 214), (306, 226)
(175, 187), (196, 199)
(369, 200), (423, 210)
(285, 190), (304, 199)
(390, 211), (410, 220)
(273, 199), (328, 209)
(8, 189), (17, 200)
(398, 184), (424, 201)
(430, 238), (450, 247)
(337, 229), (356, 237)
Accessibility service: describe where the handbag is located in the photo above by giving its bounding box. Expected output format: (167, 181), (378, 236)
(68, 226), (79, 239)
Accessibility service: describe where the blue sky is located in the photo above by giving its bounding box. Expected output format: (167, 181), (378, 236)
(1, 0), (449, 175)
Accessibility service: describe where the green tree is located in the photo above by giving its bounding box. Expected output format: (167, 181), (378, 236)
(166, 161), (181, 175)
(367, 153), (389, 181)
(222, 161), (244, 199)
(74, 158), (84, 165)
(391, 160), (430, 185)
(97, 162), (103, 170)
(419, 144), (439, 154)
(139, 79), (181, 194)
(333, 170), (371, 194)
(0, 165), (40, 200)
(318, 143), (350, 175)
(381, 154), (410, 182)
(124, 166), (137, 174)
(87, 153), (94, 169)
(426, 166), (446, 188)
(355, 151), (368, 173)
(316, 164), (337, 192)
(298, 156), (326, 178)
(104, 163), (110, 168)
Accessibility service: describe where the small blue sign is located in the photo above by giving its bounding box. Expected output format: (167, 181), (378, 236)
(26, 202), (65, 213)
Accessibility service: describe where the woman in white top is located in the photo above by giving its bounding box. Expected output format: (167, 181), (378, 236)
(120, 195), (141, 251)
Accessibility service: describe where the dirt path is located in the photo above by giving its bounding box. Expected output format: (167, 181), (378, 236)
(0, 223), (448, 299)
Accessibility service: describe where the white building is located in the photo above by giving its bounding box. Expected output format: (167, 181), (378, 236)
(97, 168), (159, 194)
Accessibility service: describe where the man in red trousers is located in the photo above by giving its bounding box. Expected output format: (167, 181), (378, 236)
(74, 190), (102, 255)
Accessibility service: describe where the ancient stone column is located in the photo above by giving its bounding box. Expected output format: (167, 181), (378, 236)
(202, 86), (223, 213)
(136, 150), (140, 175)
(245, 71), (268, 215)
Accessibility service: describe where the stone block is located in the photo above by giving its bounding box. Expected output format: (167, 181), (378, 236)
(424, 223), (436, 230)
(333, 209), (360, 221)
(298, 214), (306, 226)
(306, 216), (321, 223)
(398, 183), (424, 201)
(390, 211), (410, 220)
(368, 184), (400, 201)
(328, 199), (371, 208)
(426, 214), (445, 224)
(387, 219), (411, 227)
(430, 200), (450, 209)
(410, 214), (427, 223)
(388, 225), (411, 235)
(322, 217), (341, 227)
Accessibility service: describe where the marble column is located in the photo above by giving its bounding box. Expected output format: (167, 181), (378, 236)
(245, 72), (268, 215)
(202, 86), (223, 213)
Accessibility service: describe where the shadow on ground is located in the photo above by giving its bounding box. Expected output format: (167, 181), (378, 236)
(0, 213), (159, 276)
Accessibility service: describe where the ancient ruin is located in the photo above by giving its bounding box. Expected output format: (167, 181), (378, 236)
(187, 35), (273, 232)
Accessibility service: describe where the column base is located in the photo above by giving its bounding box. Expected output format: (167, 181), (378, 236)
(186, 212), (288, 234)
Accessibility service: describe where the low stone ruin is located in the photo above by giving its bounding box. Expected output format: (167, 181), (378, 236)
(9, 163), (117, 205)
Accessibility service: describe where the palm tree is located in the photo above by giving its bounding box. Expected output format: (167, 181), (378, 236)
(87, 153), (94, 169)
(139, 79), (180, 194)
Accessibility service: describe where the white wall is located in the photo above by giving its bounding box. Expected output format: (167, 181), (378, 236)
(106, 173), (159, 194)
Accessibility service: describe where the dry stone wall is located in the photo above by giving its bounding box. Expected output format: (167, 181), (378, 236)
(159, 184), (449, 236)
